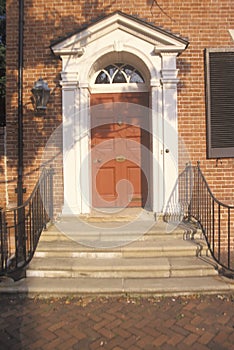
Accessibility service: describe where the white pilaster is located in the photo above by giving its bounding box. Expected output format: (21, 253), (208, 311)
(78, 84), (91, 214)
(60, 72), (81, 215)
(150, 79), (164, 213)
(160, 53), (179, 209)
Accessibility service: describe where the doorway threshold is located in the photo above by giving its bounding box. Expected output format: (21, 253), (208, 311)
(79, 208), (155, 223)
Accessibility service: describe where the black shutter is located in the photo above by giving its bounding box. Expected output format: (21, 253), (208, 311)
(205, 49), (234, 158)
(0, 96), (5, 126)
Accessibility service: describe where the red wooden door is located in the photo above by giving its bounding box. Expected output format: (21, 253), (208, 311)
(91, 93), (149, 208)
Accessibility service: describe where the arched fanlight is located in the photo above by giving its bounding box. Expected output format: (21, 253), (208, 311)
(95, 63), (145, 84)
(32, 78), (51, 110)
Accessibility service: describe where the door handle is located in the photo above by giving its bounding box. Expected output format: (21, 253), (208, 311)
(116, 155), (126, 162)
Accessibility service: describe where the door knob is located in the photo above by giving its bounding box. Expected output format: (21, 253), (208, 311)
(165, 149), (170, 153)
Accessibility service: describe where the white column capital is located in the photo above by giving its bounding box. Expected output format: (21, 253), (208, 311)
(160, 52), (177, 71)
(160, 51), (179, 86)
(60, 71), (79, 89)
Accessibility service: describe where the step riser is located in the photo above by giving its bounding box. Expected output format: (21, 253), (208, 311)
(27, 268), (217, 279)
(40, 233), (185, 242)
(27, 270), (169, 278)
(3, 276), (231, 297)
(34, 250), (197, 259)
(35, 252), (123, 259)
(171, 270), (217, 277)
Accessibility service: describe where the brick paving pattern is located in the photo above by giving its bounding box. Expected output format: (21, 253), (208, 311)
(0, 294), (233, 349)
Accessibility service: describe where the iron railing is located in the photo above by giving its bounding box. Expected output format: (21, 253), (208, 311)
(0, 167), (54, 280)
(165, 163), (234, 275)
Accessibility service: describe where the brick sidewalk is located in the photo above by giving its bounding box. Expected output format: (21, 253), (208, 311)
(0, 294), (233, 350)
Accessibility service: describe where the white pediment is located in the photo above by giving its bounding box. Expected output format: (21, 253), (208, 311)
(51, 11), (188, 56)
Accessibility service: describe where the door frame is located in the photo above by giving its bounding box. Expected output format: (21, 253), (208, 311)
(51, 12), (188, 215)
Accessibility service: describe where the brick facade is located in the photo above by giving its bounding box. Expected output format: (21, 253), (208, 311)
(3, 0), (234, 210)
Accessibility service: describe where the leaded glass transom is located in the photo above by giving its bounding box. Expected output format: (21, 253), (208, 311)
(95, 63), (145, 84)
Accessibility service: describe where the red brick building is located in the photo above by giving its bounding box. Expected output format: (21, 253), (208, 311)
(2, 0), (234, 216)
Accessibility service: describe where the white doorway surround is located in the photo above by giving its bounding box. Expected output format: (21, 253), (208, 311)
(51, 11), (188, 215)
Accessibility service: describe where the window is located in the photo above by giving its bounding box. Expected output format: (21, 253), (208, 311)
(205, 49), (234, 158)
(95, 63), (145, 84)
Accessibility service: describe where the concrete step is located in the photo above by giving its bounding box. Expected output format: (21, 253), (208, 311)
(1, 275), (233, 297)
(34, 238), (199, 258)
(41, 220), (203, 249)
(27, 256), (218, 279)
(43, 221), (191, 239)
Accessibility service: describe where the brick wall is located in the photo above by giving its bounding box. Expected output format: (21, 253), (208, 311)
(0, 127), (6, 208)
(5, 0), (234, 210)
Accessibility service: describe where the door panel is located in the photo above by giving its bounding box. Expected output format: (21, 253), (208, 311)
(96, 167), (116, 196)
(91, 93), (149, 208)
(126, 165), (141, 206)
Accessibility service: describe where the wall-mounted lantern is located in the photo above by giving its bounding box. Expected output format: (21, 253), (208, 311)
(32, 78), (51, 110)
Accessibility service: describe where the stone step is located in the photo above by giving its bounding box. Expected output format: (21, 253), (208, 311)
(27, 256), (218, 279)
(42, 220), (202, 244)
(1, 275), (233, 297)
(34, 238), (199, 258)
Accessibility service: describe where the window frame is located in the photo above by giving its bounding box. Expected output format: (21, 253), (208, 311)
(205, 48), (234, 159)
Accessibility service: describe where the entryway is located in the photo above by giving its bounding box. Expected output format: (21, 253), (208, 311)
(51, 11), (188, 215)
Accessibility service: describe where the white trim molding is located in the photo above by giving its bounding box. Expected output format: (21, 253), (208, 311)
(229, 29), (234, 41)
(51, 11), (188, 215)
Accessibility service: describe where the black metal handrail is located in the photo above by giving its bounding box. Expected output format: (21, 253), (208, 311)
(165, 163), (234, 275)
(0, 167), (54, 280)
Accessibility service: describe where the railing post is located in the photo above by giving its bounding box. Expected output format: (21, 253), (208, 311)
(42, 168), (47, 226)
(0, 208), (4, 271)
(227, 207), (231, 270)
(0, 209), (8, 272)
(197, 161), (200, 221)
(16, 206), (26, 266)
(49, 166), (54, 221)
(186, 163), (191, 220)
(0, 207), (3, 271)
